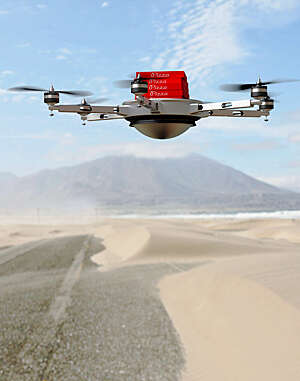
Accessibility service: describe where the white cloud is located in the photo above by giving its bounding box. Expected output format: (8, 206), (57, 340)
(87, 76), (109, 94)
(17, 42), (31, 48)
(28, 95), (40, 103)
(47, 141), (207, 164)
(139, 56), (151, 63)
(39, 49), (51, 55)
(257, 174), (300, 192)
(151, 0), (300, 87)
(194, 114), (266, 132)
(11, 95), (25, 103)
(152, 0), (248, 85)
(0, 89), (40, 104)
(58, 48), (72, 55)
(101, 2), (109, 7)
(90, 76), (107, 83)
(289, 133), (300, 143)
(98, 142), (201, 159)
(189, 111), (300, 138)
(36, 4), (47, 9)
(83, 48), (97, 54)
(0, 134), (51, 140)
(56, 55), (67, 60)
(0, 10), (9, 15)
(0, 131), (75, 141)
(76, 77), (86, 85)
(55, 48), (72, 60)
(242, 0), (299, 11)
(289, 160), (300, 168)
(0, 70), (14, 77)
(232, 140), (280, 151)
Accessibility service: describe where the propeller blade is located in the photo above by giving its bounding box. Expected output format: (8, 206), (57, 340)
(75, 97), (109, 106)
(59, 90), (93, 96)
(220, 83), (254, 92)
(8, 86), (93, 96)
(262, 78), (300, 85)
(87, 97), (109, 104)
(113, 80), (132, 88)
(8, 86), (47, 92)
(220, 78), (300, 92)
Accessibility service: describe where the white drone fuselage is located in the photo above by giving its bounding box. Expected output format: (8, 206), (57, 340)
(49, 96), (271, 139)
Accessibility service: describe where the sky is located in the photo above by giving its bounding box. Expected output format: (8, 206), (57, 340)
(0, 0), (300, 191)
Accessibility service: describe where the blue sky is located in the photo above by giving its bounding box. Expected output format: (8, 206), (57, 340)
(0, 0), (300, 191)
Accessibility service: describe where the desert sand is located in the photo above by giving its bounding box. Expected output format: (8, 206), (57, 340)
(1, 216), (300, 380)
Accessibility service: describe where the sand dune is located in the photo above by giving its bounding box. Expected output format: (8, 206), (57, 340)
(129, 219), (295, 262)
(91, 222), (150, 269)
(160, 258), (300, 381)
(201, 218), (300, 243)
(90, 218), (300, 380)
(1, 217), (300, 380)
(156, 219), (300, 381)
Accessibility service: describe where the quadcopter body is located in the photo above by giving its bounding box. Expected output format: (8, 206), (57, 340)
(10, 71), (286, 140)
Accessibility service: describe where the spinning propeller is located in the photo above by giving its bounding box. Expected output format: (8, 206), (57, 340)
(114, 73), (147, 89)
(74, 96), (109, 106)
(114, 74), (148, 96)
(8, 85), (93, 97)
(114, 79), (133, 89)
(220, 77), (300, 92)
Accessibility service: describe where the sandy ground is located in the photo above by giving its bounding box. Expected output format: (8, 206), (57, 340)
(1, 217), (300, 380)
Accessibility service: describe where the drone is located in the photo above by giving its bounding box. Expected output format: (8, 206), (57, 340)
(9, 71), (299, 140)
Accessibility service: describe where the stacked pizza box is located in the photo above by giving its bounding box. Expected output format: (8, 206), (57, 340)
(136, 71), (189, 99)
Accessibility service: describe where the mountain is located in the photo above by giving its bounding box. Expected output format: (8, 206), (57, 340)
(0, 172), (18, 187)
(1, 155), (300, 213)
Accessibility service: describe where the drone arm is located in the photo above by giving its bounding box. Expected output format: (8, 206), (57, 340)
(198, 109), (269, 118)
(190, 99), (253, 114)
(49, 105), (78, 112)
(203, 99), (252, 110)
(87, 114), (126, 121)
(91, 105), (129, 115)
(49, 104), (129, 115)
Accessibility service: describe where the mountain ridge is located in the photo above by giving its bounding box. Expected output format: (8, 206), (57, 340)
(0, 154), (299, 213)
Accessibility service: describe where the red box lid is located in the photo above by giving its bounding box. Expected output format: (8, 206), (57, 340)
(148, 82), (187, 91)
(147, 78), (186, 86)
(137, 71), (187, 79)
(145, 89), (189, 99)
(145, 77), (187, 86)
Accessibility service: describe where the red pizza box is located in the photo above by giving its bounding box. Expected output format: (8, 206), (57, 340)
(147, 78), (182, 87)
(182, 82), (189, 91)
(147, 78), (189, 94)
(183, 86), (189, 97)
(148, 82), (187, 91)
(144, 89), (189, 99)
(136, 71), (187, 79)
(147, 78), (188, 86)
(147, 78), (179, 85)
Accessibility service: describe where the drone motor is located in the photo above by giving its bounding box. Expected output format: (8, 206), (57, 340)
(130, 75), (148, 96)
(44, 86), (60, 105)
(8, 84), (92, 108)
(251, 85), (268, 99)
(259, 97), (274, 111)
(79, 98), (92, 113)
